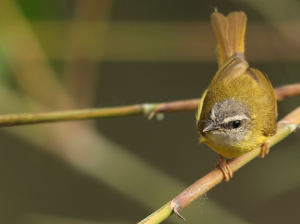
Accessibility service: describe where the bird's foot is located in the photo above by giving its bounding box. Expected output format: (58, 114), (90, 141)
(216, 154), (232, 182)
(259, 140), (270, 158)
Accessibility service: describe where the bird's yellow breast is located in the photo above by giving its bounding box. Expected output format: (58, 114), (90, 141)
(200, 131), (268, 158)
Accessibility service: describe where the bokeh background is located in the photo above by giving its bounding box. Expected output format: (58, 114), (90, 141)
(0, 0), (299, 223)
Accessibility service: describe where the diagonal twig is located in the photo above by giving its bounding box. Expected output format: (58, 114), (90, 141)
(138, 106), (300, 224)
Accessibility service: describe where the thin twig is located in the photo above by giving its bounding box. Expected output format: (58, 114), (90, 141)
(0, 83), (298, 127)
(138, 106), (300, 224)
(274, 83), (300, 100)
(147, 98), (200, 119)
(148, 83), (300, 118)
(0, 104), (155, 127)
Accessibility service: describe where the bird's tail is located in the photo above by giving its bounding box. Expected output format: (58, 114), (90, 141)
(211, 11), (247, 68)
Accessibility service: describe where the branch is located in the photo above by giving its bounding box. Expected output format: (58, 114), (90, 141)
(273, 83), (300, 100)
(0, 83), (298, 127)
(148, 83), (300, 118)
(0, 104), (157, 127)
(138, 106), (300, 224)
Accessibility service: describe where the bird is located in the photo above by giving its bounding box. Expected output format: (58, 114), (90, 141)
(197, 11), (277, 181)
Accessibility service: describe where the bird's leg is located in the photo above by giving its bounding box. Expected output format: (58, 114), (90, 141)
(216, 154), (232, 182)
(259, 139), (270, 158)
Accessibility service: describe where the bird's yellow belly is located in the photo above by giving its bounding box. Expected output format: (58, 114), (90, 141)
(203, 132), (268, 158)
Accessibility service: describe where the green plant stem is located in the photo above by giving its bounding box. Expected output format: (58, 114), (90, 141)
(138, 202), (173, 224)
(138, 106), (300, 224)
(0, 104), (158, 127)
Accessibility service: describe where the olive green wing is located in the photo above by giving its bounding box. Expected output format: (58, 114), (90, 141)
(246, 68), (278, 137)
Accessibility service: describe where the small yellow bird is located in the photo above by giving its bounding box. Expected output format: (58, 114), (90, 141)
(197, 11), (277, 181)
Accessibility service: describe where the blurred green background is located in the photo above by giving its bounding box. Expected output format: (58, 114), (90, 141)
(0, 0), (299, 223)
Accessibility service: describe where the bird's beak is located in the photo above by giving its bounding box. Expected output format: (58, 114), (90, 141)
(203, 123), (221, 132)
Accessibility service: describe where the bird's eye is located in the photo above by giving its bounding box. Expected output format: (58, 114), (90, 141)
(232, 120), (241, 128)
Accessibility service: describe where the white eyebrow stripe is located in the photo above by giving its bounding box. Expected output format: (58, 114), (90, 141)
(222, 115), (249, 123)
(210, 107), (216, 120)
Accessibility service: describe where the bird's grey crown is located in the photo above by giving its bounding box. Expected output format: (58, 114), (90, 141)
(209, 99), (250, 123)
